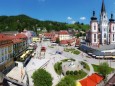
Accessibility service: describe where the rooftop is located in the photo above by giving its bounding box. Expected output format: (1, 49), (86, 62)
(6, 67), (25, 83)
(59, 30), (69, 35)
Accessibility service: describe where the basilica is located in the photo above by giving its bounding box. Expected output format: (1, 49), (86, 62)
(86, 0), (115, 47)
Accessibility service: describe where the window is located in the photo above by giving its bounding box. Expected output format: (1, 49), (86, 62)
(113, 34), (114, 41)
(94, 25), (96, 30)
(5, 48), (7, 54)
(94, 39), (96, 42)
(2, 57), (4, 62)
(104, 34), (106, 38)
(94, 34), (96, 38)
(113, 26), (114, 31)
(2, 49), (4, 56)
(94, 34), (96, 42)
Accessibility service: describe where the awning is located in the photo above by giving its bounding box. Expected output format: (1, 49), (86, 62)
(26, 50), (30, 54)
(20, 53), (26, 59)
(112, 56), (115, 58)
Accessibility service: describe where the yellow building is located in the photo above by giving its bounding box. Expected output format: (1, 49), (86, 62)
(32, 37), (40, 42)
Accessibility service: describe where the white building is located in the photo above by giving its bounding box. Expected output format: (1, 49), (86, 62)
(86, 0), (115, 46)
(59, 30), (70, 41)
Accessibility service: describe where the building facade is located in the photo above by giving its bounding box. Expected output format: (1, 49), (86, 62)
(59, 30), (70, 41)
(86, 0), (115, 46)
(0, 34), (14, 71)
(0, 33), (28, 72)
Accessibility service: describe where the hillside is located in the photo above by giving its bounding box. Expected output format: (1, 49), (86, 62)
(0, 14), (90, 33)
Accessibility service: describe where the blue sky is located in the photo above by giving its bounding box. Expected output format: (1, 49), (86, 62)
(0, 0), (115, 24)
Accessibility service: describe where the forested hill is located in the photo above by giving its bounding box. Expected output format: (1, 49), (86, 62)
(0, 14), (90, 32)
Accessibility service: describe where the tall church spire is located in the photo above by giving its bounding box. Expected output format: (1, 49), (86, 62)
(101, 0), (106, 13)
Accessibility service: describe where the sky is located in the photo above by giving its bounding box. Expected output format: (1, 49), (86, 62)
(0, 0), (115, 24)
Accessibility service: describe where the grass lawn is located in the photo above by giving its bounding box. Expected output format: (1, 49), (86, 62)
(92, 64), (114, 73)
(61, 58), (75, 62)
(67, 70), (87, 80)
(48, 46), (54, 48)
(54, 62), (62, 75)
(64, 48), (80, 55)
(81, 61), (90, 71)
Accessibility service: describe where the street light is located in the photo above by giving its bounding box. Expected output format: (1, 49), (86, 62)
(24, 67), (29, 86)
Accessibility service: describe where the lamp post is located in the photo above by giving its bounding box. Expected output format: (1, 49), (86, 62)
(25, 67), (29, 86)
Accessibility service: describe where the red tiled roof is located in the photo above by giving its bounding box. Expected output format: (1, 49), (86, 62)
(60, 40), (68, 44)
(80, 77), (97, 86)
(59, 30), (69, 35)
(44, 33), (55, 38)
(6, 35), (23, 44)
(0, 34), (13, 41)
(0, 34), (13, 47)
(80, 73), (103, 86)
(12, 39), (23, 44)
(88, 73), (103, 84)
(16, 33), (27, 39)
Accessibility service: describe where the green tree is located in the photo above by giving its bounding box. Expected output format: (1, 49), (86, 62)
(56, 38), (60, 43)
(74, 71), (78, 75)
(66, 71), (70, 75)
(32, 69), (53, 86)
(76, 34), (80, 38)
(56, 76), (76, 86)
(82, 33), (86, 36)
(54, 62), (62, 75)
(98, 62), (110, 79)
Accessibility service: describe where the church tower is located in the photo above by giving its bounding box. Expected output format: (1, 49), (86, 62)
(90, 11), (99, 46)
(109, 14), (115, 44)
(99, 0), (109, 45)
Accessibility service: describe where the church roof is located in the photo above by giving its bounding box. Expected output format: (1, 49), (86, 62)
(91, 11), (97, 21)
(101, 0), (106, 13)
(109, 14), (115, 22)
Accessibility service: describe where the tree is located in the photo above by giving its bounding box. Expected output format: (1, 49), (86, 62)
(66, 71), (70, 75)
(74, 71), (78, 75)
(82, 33), (86, 36)
(32, 69), (53, 86)
(56, 76), (76, 86)
(56, 38), (60, 44)
(97, 62), (110, 79)
(75, 34), (80, 38)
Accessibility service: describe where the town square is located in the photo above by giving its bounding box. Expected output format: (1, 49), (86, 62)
(0, 0), (115, 86)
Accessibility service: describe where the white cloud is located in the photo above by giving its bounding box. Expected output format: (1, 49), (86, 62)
(67, 16), (76, 24)
(71, 20), (76, 24)
(67, 17), (72, 20)
(80, 17), (86, 20)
